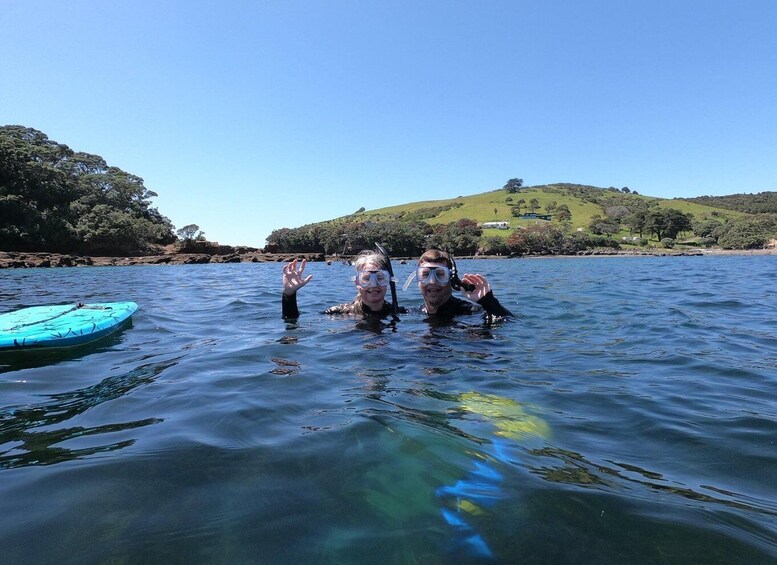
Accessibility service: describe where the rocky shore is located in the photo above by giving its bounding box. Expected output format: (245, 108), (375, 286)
(0, 250), (325, 269)
(2, 245), (774, 269)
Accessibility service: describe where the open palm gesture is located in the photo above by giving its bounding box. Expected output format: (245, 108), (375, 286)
(282, 259), (313, 296)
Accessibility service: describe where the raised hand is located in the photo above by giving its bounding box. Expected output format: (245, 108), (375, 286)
(282, 259), (313, 296)
(460, 273), (491, 302)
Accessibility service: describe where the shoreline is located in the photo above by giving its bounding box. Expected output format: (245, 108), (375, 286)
(516, 247), (777, 259)
(0, 250), (324, 269)
(1, 247), (775, 269)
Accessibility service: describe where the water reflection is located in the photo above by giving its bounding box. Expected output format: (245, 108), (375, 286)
(0, 327), (131, 373)
(269, 357), (300, 375)
(353, 317), (398, 335)
(529, 446), (777, 517)
(0, 358), (177, 469)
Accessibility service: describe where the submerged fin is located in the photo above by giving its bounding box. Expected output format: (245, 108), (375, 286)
(457, 499), (486, 516)
(462, 533), (495, 558)
(471, 461), (503, 481)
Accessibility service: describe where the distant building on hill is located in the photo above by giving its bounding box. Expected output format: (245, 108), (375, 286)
(518, 213), (552, 221)
(481, 221), (510, 230)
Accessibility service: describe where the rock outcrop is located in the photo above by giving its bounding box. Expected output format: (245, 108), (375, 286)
(0, 251), (325, 269)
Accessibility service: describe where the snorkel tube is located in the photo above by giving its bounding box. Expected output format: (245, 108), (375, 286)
(375, 243), (400, 321)
(449, 252), (476, 292)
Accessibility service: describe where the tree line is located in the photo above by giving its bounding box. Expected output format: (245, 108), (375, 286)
(682, 192), (777, 214)
(265, 218), (625, 257)
(266, 219), (483, 256)
(0, 126), (175, 255)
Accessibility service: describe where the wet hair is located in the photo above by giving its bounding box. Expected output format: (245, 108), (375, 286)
(417, 249), (452, 269)
(353, 250), (389, 272)
(348, 250), (389, 312)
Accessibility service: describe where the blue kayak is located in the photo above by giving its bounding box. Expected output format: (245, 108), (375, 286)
(0, 302), (138, 350)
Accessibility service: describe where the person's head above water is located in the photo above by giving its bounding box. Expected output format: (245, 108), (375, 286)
(351, 250), (391, 311)
(353, 250), (391, 272)
(417, 249), (453, 269)
(410, 248), (514, 318)
(415, 249), (455, 312)
(281, 250), (392, 314)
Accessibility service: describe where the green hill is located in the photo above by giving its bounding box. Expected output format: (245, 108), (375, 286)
(267, 182), (772, 256)
(347, 183), (743, 238)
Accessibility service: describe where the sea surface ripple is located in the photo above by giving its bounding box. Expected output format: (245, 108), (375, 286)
(1, 256), (775, 563)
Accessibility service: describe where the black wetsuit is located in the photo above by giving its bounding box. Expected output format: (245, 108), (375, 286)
(282, 291), (509, 320)
(422, 292), (514, 319)
(282, 293), (405, 319)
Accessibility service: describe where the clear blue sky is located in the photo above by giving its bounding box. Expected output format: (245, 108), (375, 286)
(2, 1), (776, 246)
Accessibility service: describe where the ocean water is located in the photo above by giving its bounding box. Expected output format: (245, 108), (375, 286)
(1, 256), (776, 564)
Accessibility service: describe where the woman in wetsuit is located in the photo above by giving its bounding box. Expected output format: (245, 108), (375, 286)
(282, 250), (404, 319)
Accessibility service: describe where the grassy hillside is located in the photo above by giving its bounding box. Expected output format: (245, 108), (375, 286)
(268, 183), (774, 254)
(348, 184), (742, 239)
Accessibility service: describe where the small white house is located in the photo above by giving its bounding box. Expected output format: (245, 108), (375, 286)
(481, 221), (510, 230)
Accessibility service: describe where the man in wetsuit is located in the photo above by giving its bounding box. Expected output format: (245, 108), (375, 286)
(414, 249), (513, 319)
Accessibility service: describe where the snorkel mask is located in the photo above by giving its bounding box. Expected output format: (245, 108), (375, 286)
(354, 269), (391, 289)
(402, 252), (476, 292)
(417, 265), (451, 285)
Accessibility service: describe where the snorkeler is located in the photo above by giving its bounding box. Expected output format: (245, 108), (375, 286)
(408, 249), (514, 319)
(282, 250), (406, 319)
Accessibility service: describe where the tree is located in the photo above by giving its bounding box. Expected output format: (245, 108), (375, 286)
(692, 219), (723, 239)
(503, 178), (524, 194)
(529, 198), (540, 213)
(0, 125), (175, 254)
(681, 191), (777, 214)
(427, 218), (482, 255)
(588, 214), (620, 237)
(716, 217), (777, 249)
(177, 224), (204, 241)
(478, 236), (510, 255)
(507, 224), (565, 255)
(624, 210), (648, 237)
(605, 205), (631, 220)
(645, 210), (666, 240)
(266, 219), (434, 256)
(643, 208), (692, 241)
(662, 209), (693, 239)
(555, 204), (572, 223)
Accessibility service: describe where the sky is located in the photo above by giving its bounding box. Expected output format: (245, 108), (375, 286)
(2, 0), (776, 246)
